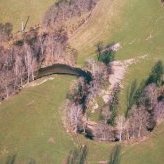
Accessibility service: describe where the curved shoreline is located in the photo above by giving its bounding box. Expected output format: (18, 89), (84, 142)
(36, 64), (93, 83)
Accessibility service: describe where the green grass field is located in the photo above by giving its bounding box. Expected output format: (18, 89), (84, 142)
(0, 0), (164, 163)
(0, 76), (164, 163)
(0, 0), (54, 31)
(70, 0), (164, 114)
(0, 76), (76, 163)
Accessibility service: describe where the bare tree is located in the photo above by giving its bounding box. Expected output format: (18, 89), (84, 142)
(24, 43), (37, 82)
(115, 116), (125, 141)
(127, 106), (149, 138)
(68, 103), (83, 133)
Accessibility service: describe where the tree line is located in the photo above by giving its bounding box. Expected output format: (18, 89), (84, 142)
(0, 26), (77, 100)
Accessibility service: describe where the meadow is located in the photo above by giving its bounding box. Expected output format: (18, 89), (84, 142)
(0, 0), (54, 31)
(0, 0), (164, 163)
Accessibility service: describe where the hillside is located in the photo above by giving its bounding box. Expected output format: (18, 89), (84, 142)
(0, 0), (54, 31)
(0, 0), (164, 163)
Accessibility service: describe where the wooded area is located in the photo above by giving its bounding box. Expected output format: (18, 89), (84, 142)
(0, 0), (99, 101)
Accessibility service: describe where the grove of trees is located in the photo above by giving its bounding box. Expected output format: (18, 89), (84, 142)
(0, 0), (100, 101)
(65, 48), (164, 142)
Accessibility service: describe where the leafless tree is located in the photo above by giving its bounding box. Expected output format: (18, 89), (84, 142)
(67, 102), (83, 133)
(127, 106), (150, 138)
(115, 115), (126, 141)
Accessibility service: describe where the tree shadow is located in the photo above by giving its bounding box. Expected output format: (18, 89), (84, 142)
(6, 154), (17, 164)
(66, 145), (88, 164)
(125, 61), (164, 117)
(108, 145), (121, 164)
(145, 60), (163, 87)
(28, 158), (36, 164)
(23, 16), (30, 31)
(126, 79), (138, 117)
(126, 79), (146, 117)
(5, 155), (36, 164)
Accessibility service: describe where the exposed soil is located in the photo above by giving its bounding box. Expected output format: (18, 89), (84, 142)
(101, 55), (148, 103)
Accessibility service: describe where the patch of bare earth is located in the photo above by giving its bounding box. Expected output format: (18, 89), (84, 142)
(23, 77), (55, 88)
(100, 55), (148, 104)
